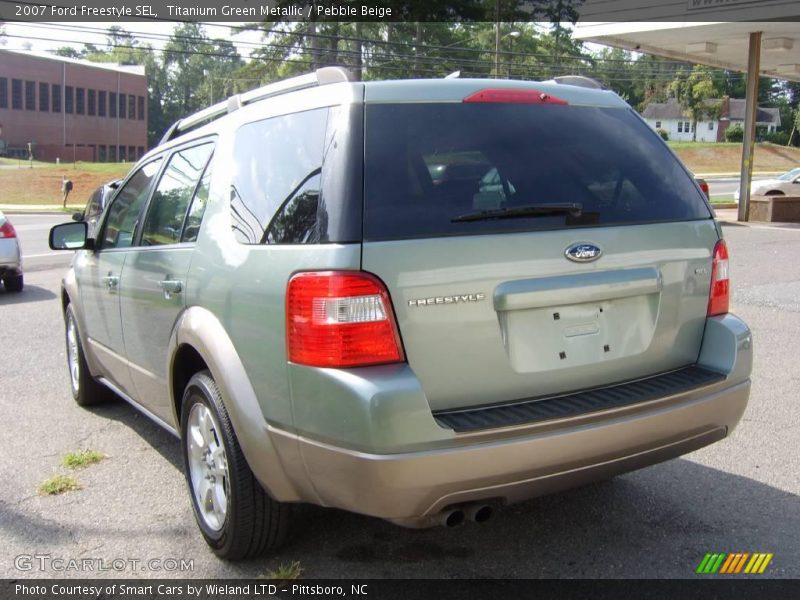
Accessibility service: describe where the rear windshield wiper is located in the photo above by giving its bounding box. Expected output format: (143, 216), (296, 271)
(451, 202), (583, 223)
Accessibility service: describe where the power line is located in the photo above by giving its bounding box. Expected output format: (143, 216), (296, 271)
(10, 19), (718, 67)
(4, 24), (752, 82)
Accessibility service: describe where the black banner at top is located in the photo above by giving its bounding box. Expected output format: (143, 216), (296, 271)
(2, 0), (800, 22)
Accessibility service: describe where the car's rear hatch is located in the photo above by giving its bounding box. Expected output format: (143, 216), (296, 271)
(360, 84), (718, 412)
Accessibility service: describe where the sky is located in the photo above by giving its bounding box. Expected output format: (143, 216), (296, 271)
(2, 21), (266, 58)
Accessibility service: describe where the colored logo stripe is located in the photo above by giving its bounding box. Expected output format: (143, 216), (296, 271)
(697, 552), (773, 574)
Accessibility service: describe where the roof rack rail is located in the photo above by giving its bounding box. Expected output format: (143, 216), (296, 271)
(158, 66), (354, 145)
(548, 75), (605, 90)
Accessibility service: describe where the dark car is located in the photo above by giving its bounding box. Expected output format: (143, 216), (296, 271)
(73, 180), (121, 235)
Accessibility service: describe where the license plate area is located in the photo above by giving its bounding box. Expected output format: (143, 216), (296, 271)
(498, 294), (660, 373)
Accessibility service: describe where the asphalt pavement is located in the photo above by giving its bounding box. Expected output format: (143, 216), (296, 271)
(0, 221), (798, 579)
(9, 213), (74, 274)
(706, 176), (769, 198)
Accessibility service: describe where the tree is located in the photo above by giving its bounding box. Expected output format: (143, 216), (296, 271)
(106, 26), (137, 50)
(670, 65), (722, 142)
(163, 24), (243, 116)
(789, 108), (800, 147)
(53, 47), (82, 59)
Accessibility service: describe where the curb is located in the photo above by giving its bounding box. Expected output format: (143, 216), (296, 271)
(695, 172), (783, 179)
(0, 205), (82, 214)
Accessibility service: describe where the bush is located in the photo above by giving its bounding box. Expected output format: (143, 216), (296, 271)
(657, 128), (669, 141)
(764, 131), (790, 145)
(725, 124), (744, 142)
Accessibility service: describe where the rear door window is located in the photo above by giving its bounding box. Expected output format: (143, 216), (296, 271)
(182, 164), (212, 243)
(363, 103), (711, 241)
(230, 108), (327, 244)
(140, 142), (214, 246)
(228, 105), (363, 245)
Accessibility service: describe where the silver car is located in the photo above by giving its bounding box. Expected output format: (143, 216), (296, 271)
(734, 167), (800, 200)
(49, 69), (752, 560)
(0, 210), (23, 292)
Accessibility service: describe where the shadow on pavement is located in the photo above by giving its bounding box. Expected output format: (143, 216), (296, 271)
(11, 390), (797, 578)
(261, 458), (798, 578)
(0, 284), (57, 305)
(89, 396), (183, 473)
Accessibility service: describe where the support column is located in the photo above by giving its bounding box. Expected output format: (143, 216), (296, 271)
(738, 31), (762, 222)
(494, 0), (501, 79)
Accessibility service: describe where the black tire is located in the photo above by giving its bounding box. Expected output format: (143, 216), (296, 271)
(180, 370), (289, 560)
(765, 190), (785, 196)
(65, 303), (112, 406)
(3, 273), (23, 292)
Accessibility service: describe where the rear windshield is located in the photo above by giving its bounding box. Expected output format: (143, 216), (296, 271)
(363, 103), (711, 241)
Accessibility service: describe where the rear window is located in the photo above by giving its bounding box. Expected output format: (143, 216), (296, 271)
(363, 103), (711, 241)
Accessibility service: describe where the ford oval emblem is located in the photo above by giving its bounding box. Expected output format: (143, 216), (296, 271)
(565, 243), (602, 263)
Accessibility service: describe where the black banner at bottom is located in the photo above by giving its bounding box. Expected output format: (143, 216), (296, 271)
(4, 579), (800, 600)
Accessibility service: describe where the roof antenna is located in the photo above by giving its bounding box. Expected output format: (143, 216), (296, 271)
(445, 71), (461, 79)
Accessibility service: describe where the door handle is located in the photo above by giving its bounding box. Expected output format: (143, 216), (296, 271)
(102, 273), (119, 293)
(158, 278), (183, 298)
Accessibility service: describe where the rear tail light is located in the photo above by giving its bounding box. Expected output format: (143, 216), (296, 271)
(707, 239), (730, 316)
(698, 179), (710, 198)
(0, 220), (16, 239)
(286, 271), (405, 368)
(463, 89), (568, 105)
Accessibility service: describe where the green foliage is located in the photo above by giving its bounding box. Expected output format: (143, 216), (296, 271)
(763, 131), (790, 146)
(38, 474), (80, 495)
(725, 124), (744, 143)
(53, 47), (82, 58)
(263, 560), (302, 580)
(669, 65), (722, 142)
(44, 21), (796, 150)
(657, 128), (669, 141)
(62, 449), (106, 469)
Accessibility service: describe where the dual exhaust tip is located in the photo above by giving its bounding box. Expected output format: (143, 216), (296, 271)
(439, 503), (494, 527)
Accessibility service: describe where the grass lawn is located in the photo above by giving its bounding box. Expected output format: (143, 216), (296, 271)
(0, 160), (131, 205)
(667, 141), (742, 150)
(668, 142), (800, 174)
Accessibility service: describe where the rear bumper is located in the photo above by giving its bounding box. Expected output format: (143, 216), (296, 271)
(0, 239), (21, 275)
(270, 314), (752, 521)
(277, 380), (747, 522)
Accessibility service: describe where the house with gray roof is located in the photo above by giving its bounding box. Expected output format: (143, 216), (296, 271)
(641, 97), (781, 142)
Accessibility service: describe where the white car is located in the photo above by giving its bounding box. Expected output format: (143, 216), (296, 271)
(0, 210), (23, 292)
(734, 167), (800, 201)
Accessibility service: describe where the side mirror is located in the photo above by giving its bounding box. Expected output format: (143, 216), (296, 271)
(49, 221), (93, 251)
(72, 212), (85, 222)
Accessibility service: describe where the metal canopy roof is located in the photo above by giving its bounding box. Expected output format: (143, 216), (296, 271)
(574, 22), (800, 82)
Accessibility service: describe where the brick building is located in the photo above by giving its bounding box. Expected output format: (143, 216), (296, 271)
(0, 49), (148, 162)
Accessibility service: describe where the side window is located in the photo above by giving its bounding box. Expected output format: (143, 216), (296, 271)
(182, 164), (212, 243)
(101, 159), (163, 250)
(141, 143), (214, 246)
(230, 108), (327, 244)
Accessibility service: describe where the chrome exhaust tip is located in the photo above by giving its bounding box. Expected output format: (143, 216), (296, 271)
(440, 508), (465, 527)
(465, 504), (494, 523)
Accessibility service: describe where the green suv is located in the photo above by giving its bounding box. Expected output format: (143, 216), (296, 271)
(49, 68), (752, 560)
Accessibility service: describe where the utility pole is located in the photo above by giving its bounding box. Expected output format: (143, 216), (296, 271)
(494, 0), (501, 79)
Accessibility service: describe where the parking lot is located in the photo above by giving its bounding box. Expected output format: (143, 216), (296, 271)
(1, 215), (798, 579)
